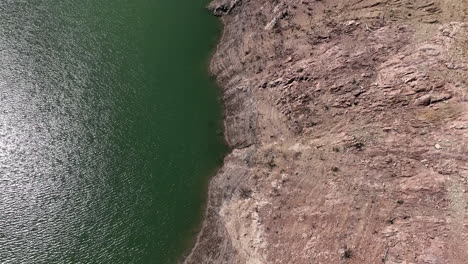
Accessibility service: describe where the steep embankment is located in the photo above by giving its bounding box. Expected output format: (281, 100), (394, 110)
(186, 0), (468, 263)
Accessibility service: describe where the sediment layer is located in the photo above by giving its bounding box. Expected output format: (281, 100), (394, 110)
(186, 0), (468, 263)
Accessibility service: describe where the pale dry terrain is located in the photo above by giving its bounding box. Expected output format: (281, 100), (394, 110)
(185, 0), (468, 263)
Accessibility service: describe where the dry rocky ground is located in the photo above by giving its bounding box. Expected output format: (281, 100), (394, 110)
(185, 0), (468, 263)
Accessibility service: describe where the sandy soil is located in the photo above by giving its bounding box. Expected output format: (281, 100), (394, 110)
(185, 0), (468, 263)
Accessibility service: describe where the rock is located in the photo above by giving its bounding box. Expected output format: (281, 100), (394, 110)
(265, 16), (279, 30)
(413, 85), (428, 93)
(431, 93), (452, 103)
(415, 94), (432, 106)
(435, 144), (441, 150)
(415, 93), (452, 106)
(404, 76), (417, 83)
(208, 0), (241, 16)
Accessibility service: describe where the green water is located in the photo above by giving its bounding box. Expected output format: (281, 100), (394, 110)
(0, 1), (225, 263)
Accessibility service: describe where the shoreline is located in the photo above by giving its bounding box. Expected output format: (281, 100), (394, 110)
(181, 3), (235, 263)
(178, 5), (230, 263)
(186, 0), (468, 263)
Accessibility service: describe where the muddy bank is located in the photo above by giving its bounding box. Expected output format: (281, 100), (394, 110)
(186, 0), (468, 263)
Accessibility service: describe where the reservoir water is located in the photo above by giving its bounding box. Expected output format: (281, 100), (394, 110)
(0, 0), (225, 263)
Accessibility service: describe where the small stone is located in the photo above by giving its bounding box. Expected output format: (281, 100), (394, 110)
(435, 144), (441, 150)
(298, 214), (306, 222)
(415, 95), (432, 106)
(345, 20), (358, 26)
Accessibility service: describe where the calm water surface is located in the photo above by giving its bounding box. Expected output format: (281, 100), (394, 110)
(0, 0), (225, 263)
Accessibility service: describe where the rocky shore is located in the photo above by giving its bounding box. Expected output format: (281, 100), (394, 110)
(185, 0), (468, 263)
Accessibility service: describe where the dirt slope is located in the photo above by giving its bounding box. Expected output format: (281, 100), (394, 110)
(185, 0), (468, 263)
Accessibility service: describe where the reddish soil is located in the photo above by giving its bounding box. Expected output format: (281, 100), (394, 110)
(185, 1), (468, 263)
